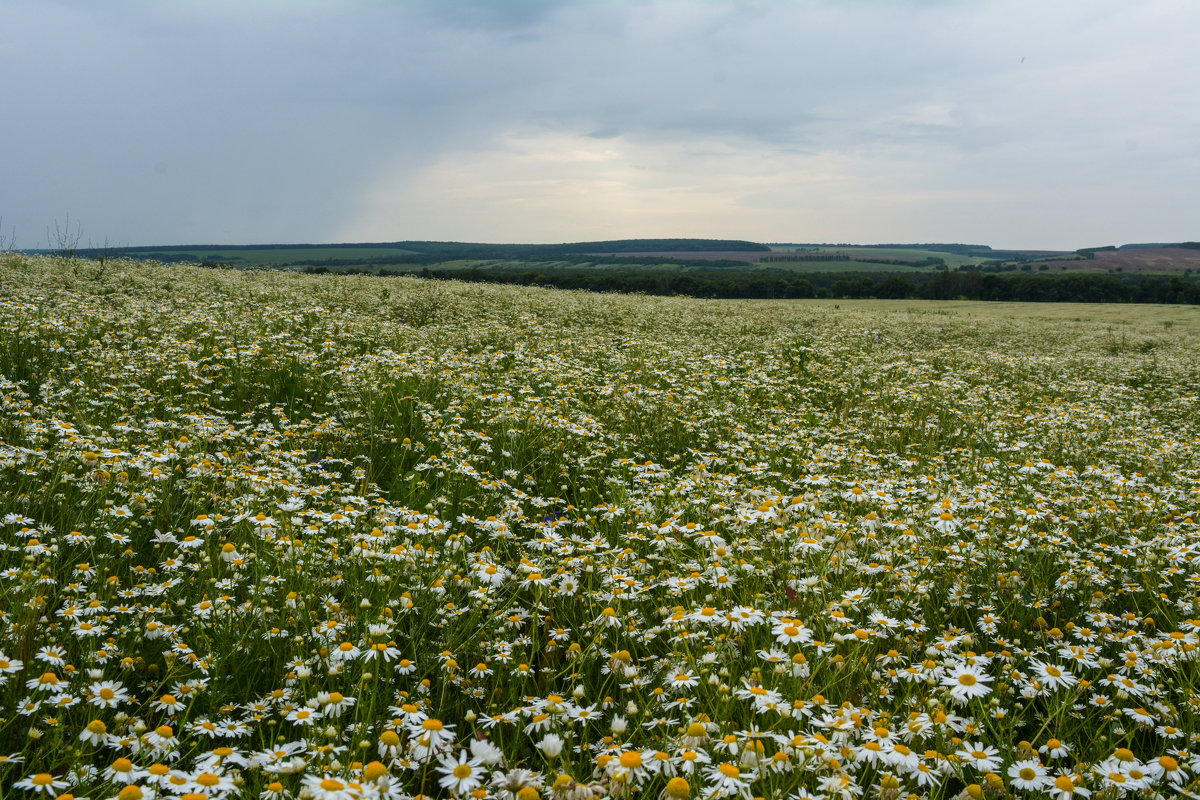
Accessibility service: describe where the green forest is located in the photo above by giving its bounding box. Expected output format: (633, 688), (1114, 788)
(356, 264), (1200, 304)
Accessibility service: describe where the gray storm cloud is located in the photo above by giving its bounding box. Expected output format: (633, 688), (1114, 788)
(1, 0), (1197, 249)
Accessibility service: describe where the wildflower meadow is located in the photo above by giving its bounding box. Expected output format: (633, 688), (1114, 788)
(2, 255), (1199, 800)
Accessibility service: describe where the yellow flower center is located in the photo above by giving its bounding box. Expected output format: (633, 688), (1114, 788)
(665, 777), (690, 798)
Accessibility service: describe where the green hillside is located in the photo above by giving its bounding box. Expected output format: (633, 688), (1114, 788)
(73, 238), (770, 267)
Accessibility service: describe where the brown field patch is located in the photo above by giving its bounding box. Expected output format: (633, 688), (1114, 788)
(1033, 247), (1200, 272)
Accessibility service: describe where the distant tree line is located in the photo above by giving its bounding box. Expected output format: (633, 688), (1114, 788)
(304, 264), (1200, 305)
(843, 256), (946, 267)
(758, 254), (849, 263)
(800, 243), (993, 255)
(295, 253), (753, 269)
(76, 238), (769, 261)
(828, 270), (1200, 304)
(1075, 246), (1117, 259)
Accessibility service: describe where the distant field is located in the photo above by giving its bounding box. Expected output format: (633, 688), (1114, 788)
(97, 242), (974, 272)
(1030, 247), (1200, 272)
(580, 250), (769, 261)
(114, 245), (421, 265)
(81, 238), (769, 267)
(124, 248), (957, 274)
(401, 257), (939, 277)
(770, 244), (994, 268)
(751, 259), (940, 274)
(413, 258), (699, 274)
(67, 241), (1200, 301)
(587, 249), (958, 271)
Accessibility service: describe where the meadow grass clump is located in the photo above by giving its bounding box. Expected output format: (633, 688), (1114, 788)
(0, 254), (1199, 799)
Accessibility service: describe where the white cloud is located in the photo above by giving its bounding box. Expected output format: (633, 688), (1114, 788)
(341, 131), (940, 243)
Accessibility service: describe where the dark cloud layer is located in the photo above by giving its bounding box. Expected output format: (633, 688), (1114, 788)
(2, 0), (1197, 249)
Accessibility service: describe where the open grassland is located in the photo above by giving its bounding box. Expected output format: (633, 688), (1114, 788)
(769, 247), (993, 269)
(2, 255), (1200, 800)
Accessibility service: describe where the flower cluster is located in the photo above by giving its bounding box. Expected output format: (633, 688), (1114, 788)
(0, 255), (1198, 799)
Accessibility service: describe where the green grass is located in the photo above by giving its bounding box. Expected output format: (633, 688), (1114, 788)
(1, 253), (1198, 799)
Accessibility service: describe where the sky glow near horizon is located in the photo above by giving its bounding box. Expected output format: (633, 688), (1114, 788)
(2, 0), (1198, 251)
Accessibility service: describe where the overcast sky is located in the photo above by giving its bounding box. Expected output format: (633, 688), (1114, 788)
(3, 0), (1197, 250)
